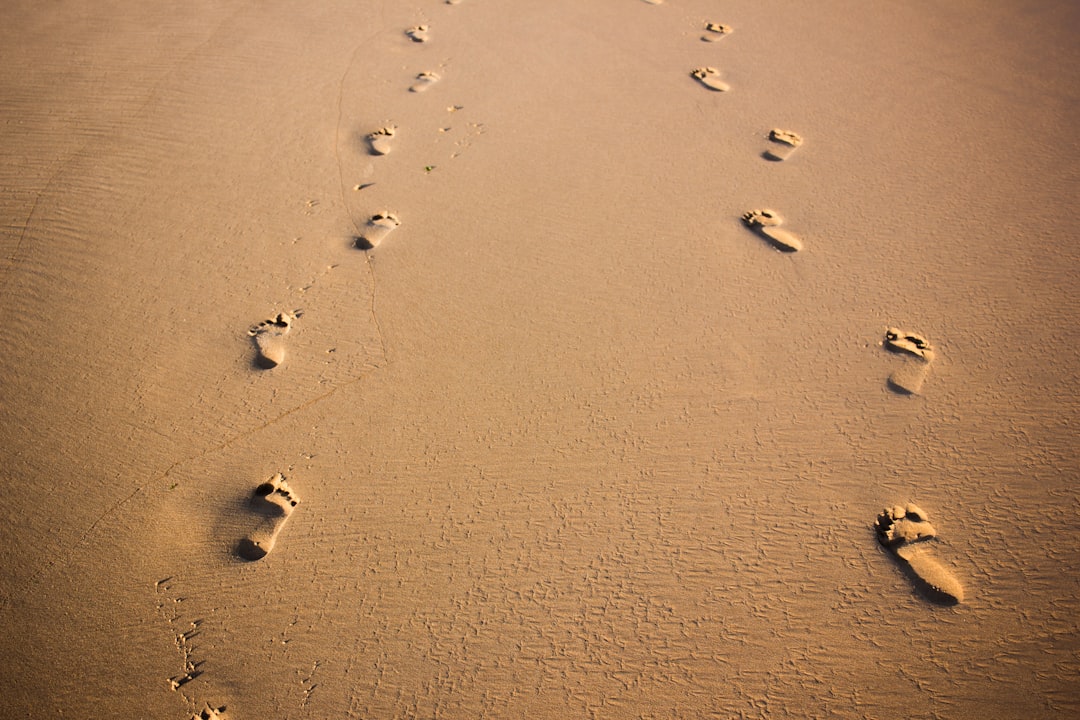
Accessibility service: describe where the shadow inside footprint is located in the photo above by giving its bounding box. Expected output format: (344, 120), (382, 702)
(355, 212), (400, 250)
(883, 327), (935, 394)
(875, 503), (964, 605)
(691, 67), (730, 92)
(248, 311), (299, 369)
(406, 25), (430, 43)
(763, 128), (803, 161)
(366, 126), (396, 156)
(741, 208), (803, 252)
(410, 71), (441, 93)
(236, 473), (299, 561)
(702, 23), (732, 42)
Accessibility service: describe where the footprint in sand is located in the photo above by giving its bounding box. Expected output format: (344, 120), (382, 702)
(366, 126), (397, 156)
(883, 327), (936, 394)
(446, 0), (464, 4)
(237, 474), (299, 561)
(410, 71), (441, 93)
(764, 128), (804, 161)
(191, 704), (228, 720)
(355, 212), (401, 250)
(249, 311), (300, 369)
(642, 0), (664, 5)
(702, 23), (733, 42)
(875, 503), (964, 604)
(691, 67), (730, 92)
(406, 25), (430, 43)
(741, 209), (803, 252)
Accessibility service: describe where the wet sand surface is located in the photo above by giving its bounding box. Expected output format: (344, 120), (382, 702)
(1, 0), (1078, 717)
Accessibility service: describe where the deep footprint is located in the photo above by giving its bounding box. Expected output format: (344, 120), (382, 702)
(249, 311), (300, 369)
(884, 327), (935, 394)
(406, 25), (430, 43)
(410, 71), (441, 93)
(691, 67), (730, 92)
(367, 125), (396, 156)
(191, 704), (228, 720)
(741, 208), (803, 252)
(875, 503), (964, 604)
(355, 212), (401, 249)
(702, 23), (733, 42)
(237, 473), (299, 561)
(764, 128), (803, 161)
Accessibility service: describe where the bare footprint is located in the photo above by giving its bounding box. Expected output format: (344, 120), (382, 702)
(883, 327), (936, 394)
(410, 71), (441, 93)
(237, 474), (299, 561)
(366, 126), (396, 156)
(406, 25), (430, 43)
(741, 209), (803, 252)
(764, 128), (803, 161)
(355, 212), (401, 250)
(875, 503), (964, 604)
(691, 67), (730, 92)
(191, 704), (228, 720)
(248, 311), (300, 369)
(702, 23), (733, 42)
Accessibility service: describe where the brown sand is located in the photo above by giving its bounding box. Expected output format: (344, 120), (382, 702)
(1, 0), (1079, 717)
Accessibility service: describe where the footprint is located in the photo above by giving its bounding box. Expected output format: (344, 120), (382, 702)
(741, 209), (803, 252)
(355, 212), (401, 250)
(446, 0), (464, 4)
(409, 71), (441, 93)
(883, 327), (936, 394)
(875, 503), (964, 604)
(248, 311), (300, 369)
(691, 67), (730, 92)
(642, 0), (664, 5)
(366, 126), (396, 156)
(406, 25), (430, 43)
(191, 704), (228, 720)
(237, 473), (299, 561)
(764, 128), (804, 161)
(702, 23), (733, 42)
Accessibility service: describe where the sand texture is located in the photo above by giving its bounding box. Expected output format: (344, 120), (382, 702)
(1, 0), (1079, 718)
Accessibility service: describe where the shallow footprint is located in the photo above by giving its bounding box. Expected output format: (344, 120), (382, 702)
(875, 503), (964, 604)
(691, 67), (730, 92)
(356, 212), (401, 249)
(741, 208), (803, 252)
(702, 23), (733, 42)
(883, 327), (936, 394)
(406, 25), (430, 43)
(249, 311), (300, 369)
(410, 71), (441, 93)
(366, 125), (397, 156)
(191, 704), (228, 720)
(764, 128), (803, 161)
(237, 473), (299, 561)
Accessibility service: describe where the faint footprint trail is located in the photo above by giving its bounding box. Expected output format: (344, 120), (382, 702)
(155, 577), (209, 713)
(8, 33), (399, 611)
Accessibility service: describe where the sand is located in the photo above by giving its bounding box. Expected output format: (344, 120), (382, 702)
(1, 0), (1078, 717)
